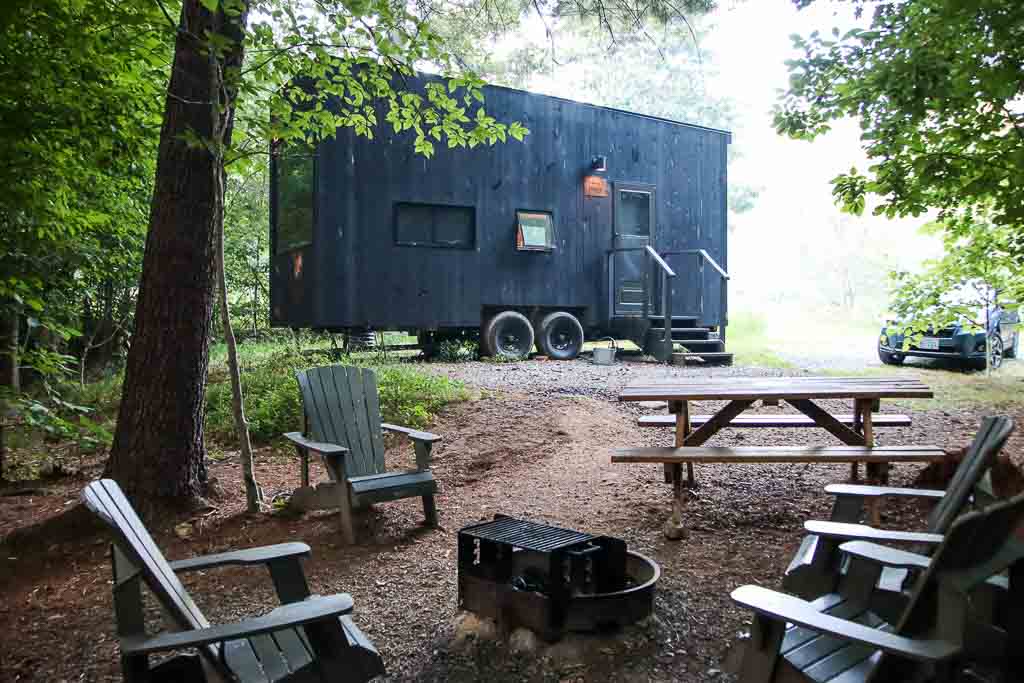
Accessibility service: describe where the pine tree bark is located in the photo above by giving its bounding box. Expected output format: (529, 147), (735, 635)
(105, 0), (249, 510)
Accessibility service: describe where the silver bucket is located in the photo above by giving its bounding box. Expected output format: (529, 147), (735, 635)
(592, 338), (618, 365)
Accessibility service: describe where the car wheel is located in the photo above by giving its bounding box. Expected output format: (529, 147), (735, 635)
(482, 311), (534, 359)
(537, 311), (585, 360)
(988, 334), (1004, 370)
(878, 349), (905, 366)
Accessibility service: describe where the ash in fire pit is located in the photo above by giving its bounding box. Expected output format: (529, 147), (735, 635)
(457, 515), (660, 641)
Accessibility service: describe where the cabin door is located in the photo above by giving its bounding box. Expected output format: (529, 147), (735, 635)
(611, 182), (656, 317)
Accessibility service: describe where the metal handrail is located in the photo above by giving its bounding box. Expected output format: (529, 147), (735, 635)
(661, 249), (729, 280)
(644, 245), (676, 278)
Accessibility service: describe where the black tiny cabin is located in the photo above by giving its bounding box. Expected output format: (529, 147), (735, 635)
(270, 75), (732, 361)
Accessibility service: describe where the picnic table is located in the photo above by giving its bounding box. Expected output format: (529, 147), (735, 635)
(613, 376), (943, 538)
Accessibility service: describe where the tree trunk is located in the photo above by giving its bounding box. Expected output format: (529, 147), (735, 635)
(217, 208), (263, 513)
(105, 0), (249, 510)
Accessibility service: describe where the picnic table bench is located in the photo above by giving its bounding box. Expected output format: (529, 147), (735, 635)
(637, 413), (912, 429)
(615, 376), (940, 539)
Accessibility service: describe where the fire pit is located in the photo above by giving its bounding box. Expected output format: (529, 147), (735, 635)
(457, 516), (660, 641)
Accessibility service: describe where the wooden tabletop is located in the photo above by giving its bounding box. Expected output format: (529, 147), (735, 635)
(619, 376), (933, 402)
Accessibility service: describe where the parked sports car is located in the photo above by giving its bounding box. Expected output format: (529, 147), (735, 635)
(878, 306), (1020, 370)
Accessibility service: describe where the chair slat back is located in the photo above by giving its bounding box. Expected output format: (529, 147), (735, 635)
(927, 416), (1014, 532)
(872, 489), (1024, 680)
(82, 479), (220, 664)
(296, 365), (385, 477)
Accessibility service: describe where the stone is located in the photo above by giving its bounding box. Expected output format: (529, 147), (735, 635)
(509, 627), (540, 655)
(662, 516), (687, 540)
(451, 612), (499, 649)
(546, 637), (586, 670)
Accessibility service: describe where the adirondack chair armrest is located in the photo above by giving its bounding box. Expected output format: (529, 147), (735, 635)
(825, 483), (946, 501)
(838, 540), (933, 571)
(120, 594), (355, 656)
(283, 432), (350, 456)
(381, 423), (442, 443)
(731, 585), (960, 662)
(169, 542), (311, 573)
(804, 520), (945, 545)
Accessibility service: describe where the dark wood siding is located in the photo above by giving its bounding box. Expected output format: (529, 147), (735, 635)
(274, 75), (730, 332)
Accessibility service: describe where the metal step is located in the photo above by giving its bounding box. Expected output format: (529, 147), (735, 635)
(671, 339), (724, 352)
(672, 351), (734, 366)
(648, 327), (712, 341)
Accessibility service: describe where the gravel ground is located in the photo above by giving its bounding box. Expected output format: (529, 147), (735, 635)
(1, 357), (1021, 682)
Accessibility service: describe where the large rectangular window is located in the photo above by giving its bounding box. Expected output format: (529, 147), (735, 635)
(394, 202), (475, 248)
(515, 210), (555, 251)
(273, 143), (315, 255)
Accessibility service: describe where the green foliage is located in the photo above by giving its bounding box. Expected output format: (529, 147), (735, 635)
(435, 339), (479, 362)
(776, 1), (1024, 243)
(0, 0), (163, 371)
(204, 350), (467, 443)
(886, 213), (1023, 353)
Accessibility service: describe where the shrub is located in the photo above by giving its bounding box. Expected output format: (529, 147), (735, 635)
(204, 350), (467, 444)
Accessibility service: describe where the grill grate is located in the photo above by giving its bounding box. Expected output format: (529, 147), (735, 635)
(460, 516), (594, 553)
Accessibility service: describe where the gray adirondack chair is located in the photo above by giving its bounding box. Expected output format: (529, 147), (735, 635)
(732, 487), (1024, 682)
(82, 479), (386, 683)
(784, 415), (1014, 614)
(284, 365), (440, 544)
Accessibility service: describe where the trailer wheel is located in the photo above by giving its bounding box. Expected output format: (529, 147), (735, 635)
(482, 311), (534, 359)
(537, 311), (585, 360)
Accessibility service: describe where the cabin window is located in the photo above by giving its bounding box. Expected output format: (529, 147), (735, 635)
(515, 210), (555, 251)
(394, 202), (475, 249)
(273, 143), (315, 255)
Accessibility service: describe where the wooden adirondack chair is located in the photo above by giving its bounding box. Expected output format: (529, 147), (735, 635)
(784, 415), (1014, 613)
(284, 365), (440, 544)
(82, 479), (386, 683)
(731, 488), (1024, 682)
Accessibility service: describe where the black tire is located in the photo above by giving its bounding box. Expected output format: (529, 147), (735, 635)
(989, 335), (1004, 370)
(878, 349), (905, 366)
(482, 311), (534, 359)
(537, 311), (585, 360)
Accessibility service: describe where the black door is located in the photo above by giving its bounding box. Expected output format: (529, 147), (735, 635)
(611, 182), (655, 317)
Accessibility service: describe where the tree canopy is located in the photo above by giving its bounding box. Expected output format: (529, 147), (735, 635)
(776, 0), (1024, 251)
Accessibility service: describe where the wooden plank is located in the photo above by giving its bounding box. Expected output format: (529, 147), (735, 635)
(247, 633), (291, 680)
(222, 640), (271, 683)
(316, 367), (350, 455)
(621, 375), (932, 398)
(730, 585), (959, 662)
(803, 522), (944, 545)
(611, 445), (946, 464)
(272, 629), (313, 674)
(620, 385), (933, 401)
(637, 414), (912, 428)
(88, 482), (211, 630)
(346, 367), (377, 477)
(362, 369), (386, 474)
(681, 399), (756, 446)
(785, 399), (866, 446)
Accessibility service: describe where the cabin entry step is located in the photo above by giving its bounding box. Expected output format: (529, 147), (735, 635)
(672, 351), (734, 366)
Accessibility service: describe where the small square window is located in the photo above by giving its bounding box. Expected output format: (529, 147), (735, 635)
(516, 211), (555, 251)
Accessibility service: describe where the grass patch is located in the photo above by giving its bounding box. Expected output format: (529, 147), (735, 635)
(204, 349), (468, 443)
(820, 360), (1024, 411)
(724, 311), (795, 369)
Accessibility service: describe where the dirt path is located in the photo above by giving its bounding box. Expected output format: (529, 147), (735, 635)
(1, 359), (1021, 682)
